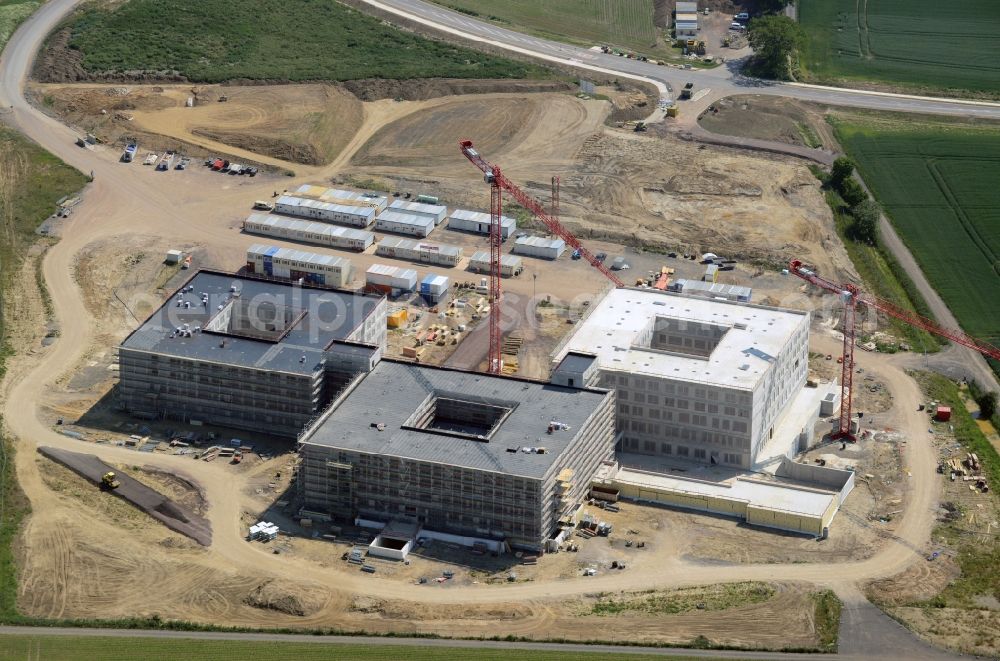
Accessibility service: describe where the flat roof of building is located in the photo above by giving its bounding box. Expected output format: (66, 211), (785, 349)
(555, 288), (808, 390)
(244, 214), (375, 242)
(671, 279), (751, 299)
(276, 195), (376, 220)
(300, 360), (609, 478)
(448, 209), (516, 227)
(247, 244), (351, 269)
(515, 236), (566, 249)
(613, 461), (836, 519)
(295, 184), (388, 207)
(377, 236), (462, 257)
(120, 270), (382, 375)
(676, 1), (698, 11)
(375, 210), (436, 229)
(389, 200), (447, 217)
(470, 251), (523, 266)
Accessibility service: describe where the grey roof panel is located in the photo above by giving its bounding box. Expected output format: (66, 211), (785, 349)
(301, 361), (609, 478)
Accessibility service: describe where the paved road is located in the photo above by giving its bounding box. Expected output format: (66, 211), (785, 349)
(0, 624), (957, 660)
(361, 0), (1000, 119)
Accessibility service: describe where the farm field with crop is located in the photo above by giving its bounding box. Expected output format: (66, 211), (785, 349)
(61, 0), (549, 83)
(0, 635), (714, 661)
(432, 0), (672, 57)
(833, 116), (1000, 353)
(798, 0), (1000, 97)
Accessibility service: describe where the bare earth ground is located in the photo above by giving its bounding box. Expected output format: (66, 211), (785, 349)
(698, 95), (837, 150)
(0, 73), (952, 651)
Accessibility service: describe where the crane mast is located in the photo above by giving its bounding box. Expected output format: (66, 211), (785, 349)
(460, 140), (624, 375)
(788, 259), (1000, 440)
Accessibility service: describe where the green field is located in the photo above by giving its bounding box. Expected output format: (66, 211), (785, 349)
(799, 0), (1000, 97)
(832, 117), (1000, 354)
(0, 0), (38, 52)
(64, 0), (549, 83)
(433, 0), (675, 58)
(0, 635), (721, 660)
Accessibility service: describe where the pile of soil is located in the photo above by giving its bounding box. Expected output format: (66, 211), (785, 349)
(341, 78), (572, 102)
(244, 580), (320, 617)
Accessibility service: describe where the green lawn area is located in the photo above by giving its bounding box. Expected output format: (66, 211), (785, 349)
(831, 116), (1000, 362)
(64, 0), (550, 83)
(432, 0), (680, 60)
(0, 635), (723, 660)
(798, 0), (1000, 97)
(0, 0), (38, 52)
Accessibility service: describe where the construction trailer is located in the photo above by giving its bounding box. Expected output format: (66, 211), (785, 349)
(468, 251), (523, 278)
(703, 264), (719, 282)
(374, 210), (435, 238)
(297, 359), (616, 552)
(118, 270), (386, 437)
(420, 274), (449, 304)
(245, 243), (352, 288)
(512, 235), (566, 260)
(274, 195), (376, 228)
(446, 209), (517, 240)
(295, 184), (389, 212)
(366, 264), (418, 296)
(674, 0), (700, 37)
(375, 236), (463, 267)
(242, 214), (375, 252)
(551, 288), (810, 469)
(165, 249), (184, 265)
(668, 279), (751, 303)
(389, 199), (448, 225)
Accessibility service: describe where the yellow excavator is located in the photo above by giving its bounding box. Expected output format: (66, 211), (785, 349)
(100, 471), (121, 490)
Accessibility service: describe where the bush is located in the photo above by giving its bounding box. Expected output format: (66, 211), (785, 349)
(839, 177), (867, 207)
(830, 156), (854, 188)
(977, 391), (998, 420)
(851, 199), (881, 244)
(746, 15), (806, 80)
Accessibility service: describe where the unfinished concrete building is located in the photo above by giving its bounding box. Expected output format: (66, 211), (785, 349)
(118, 270), (386, 437)
(298, 361), (616, 551)
(552, 288), (811, 469)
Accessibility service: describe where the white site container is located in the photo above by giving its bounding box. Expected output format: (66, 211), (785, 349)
(374, 210), (435, 238)
(274, 195), (375, 227)
(245, 244), (352, 287)
(468, 251), (524, 277)
(447, 209), (516, 240)
(512, 235), (566, 260)
(375, 236), (462, 267)
(242, 213), (374, 251)
(366, 263), (418, 292)
(389, 199), (448, 225)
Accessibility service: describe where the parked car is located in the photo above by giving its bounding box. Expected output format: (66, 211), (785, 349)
(736, 11), (749, 21)
(595, 252), (607, 263)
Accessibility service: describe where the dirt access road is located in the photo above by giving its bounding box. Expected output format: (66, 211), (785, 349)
(0, 0), (965, 653)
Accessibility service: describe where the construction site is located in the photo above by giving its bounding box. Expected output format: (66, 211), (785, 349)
(4, 25), (1000, 656)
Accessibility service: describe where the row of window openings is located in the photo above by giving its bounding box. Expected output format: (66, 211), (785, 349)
(623, 437), (742, 465)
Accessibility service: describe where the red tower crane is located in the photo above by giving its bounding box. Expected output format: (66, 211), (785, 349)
(789, 259), (1000, 440)
(460, 140), (624, 374)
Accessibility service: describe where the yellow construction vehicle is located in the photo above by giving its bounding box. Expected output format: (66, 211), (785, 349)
(101, 471), (121, 490)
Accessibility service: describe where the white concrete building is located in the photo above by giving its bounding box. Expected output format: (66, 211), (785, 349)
(274, 195), (376, 228)
(389, 200), (448, 225)
(446, 209), (517, 240)
(375, 210), (435, 238)
(552, 288), (810, 469)
(468, 251), (524, 278)
(242, 214), (375, 251)
(512, 235), (566, 260)
(375, 236), (462, 267)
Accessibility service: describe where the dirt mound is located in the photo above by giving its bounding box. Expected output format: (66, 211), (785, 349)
(244, 580), (321, 617)
(32, 30), (88, 83)
(191, 129), (322, 166)
(341, 78), (572, 101)
(37, 446), (211, 546)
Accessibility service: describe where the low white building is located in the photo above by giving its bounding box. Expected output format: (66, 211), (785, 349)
(512, 235), (566, 260)
(668, 279), (751, 303)
(468, 251), (524, 278)
(275, 195), (375, 228)
(675, 1), (700, 37)
(242, 214), (375, 251)
(389, 200), (448, 225)
(245, 244), (351, 288)
(295, 185), (389, 212)
(375, 237), (462, 267)
(446, 209), (517, 240)
(366, 264), (418, 295)
(552, 288), (810, 469)
(375, 210), (435, 238)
